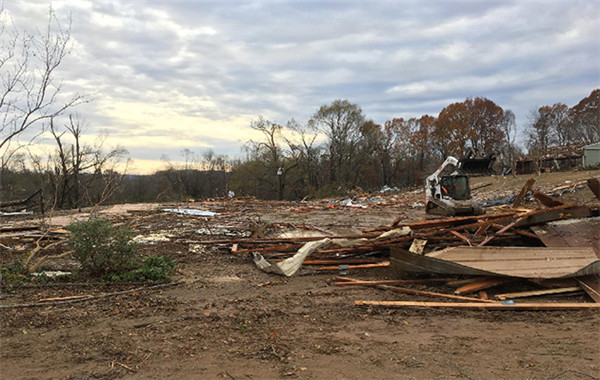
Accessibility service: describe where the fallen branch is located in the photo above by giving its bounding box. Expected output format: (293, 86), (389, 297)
(0, 282), (182, 309)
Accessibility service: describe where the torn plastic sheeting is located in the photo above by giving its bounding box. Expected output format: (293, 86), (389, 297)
(162, 208), (218, 216)
(375, 226), (411, 240)
(340, 199), (367, 208)
(252, 238), (331, 276)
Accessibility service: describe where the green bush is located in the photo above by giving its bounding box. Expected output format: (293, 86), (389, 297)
(67, 218), (177, 283)
(110, 256), (177, 282)
(1, 261), (25, 290)
(67, 218), (139, 278)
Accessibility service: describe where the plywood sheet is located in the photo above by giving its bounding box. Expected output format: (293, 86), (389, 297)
(532, 217), (600, 258)
(390, 246), (600, 279)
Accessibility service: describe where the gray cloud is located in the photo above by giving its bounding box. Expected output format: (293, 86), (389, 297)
(5, 0), (598, 172)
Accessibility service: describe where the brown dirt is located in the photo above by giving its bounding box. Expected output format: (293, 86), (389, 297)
(1, 170), (599, 380)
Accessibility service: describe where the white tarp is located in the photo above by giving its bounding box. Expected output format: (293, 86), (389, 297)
(162, 208), (218, 216)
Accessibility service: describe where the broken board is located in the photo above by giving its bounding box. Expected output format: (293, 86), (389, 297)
(390, 246), (600, 279)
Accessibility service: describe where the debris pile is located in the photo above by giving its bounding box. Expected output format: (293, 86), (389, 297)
(198, 177), (600, 310)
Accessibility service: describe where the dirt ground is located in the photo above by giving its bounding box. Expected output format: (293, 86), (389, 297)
(1, 170), (599, 380)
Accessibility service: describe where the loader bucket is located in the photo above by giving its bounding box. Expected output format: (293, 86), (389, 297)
(459, 154), (496, 175)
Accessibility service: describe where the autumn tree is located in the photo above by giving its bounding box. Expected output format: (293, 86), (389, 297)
(465, 97), (505, 154)
(431, 102), (471, 158)
(570, 89), (600, 144)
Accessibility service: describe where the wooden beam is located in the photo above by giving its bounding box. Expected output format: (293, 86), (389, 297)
(450, 230), (471, 245)
(495, 287), (582, 300)
(532, 191), (564, 207)
(512, 177), (536, 208)
(354, 300), (600, 310)
(455, 278), (516, 295)
(315, 262), (390, 271)
(577, 276), (600, 303)
(334, 278), (448, 286)
(336, 276), (494, 303)
(373, 284), (496, 303)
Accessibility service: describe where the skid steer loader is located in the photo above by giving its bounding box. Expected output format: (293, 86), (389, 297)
(425, 152), (496, 216)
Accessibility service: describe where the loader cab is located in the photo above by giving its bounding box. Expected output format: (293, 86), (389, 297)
(440, 175), (470, 200)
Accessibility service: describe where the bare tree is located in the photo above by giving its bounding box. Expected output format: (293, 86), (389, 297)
(46, 115), (127, 209)
(0, 6), (85, 165)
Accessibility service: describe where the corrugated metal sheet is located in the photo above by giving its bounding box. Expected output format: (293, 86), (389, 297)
(390, 246), (600, 279)
(583, 142), (600, 166)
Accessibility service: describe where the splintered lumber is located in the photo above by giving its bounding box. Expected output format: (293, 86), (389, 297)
(495, 287), (583, 300)
(532, 191), (564, 207)
(333, 278), (452, 286)
(277, 258), (382, 265)
(588, 178), (600, 200)
(454, 278), (516, 295)
(362, 284), (496, 303)
(515, 204), (590, 227)
(336, 276), (494, 303)
(512, 177), (535, 208)
(0, 225), (40, 233)
(450, 230), (471, 245)
(393, 212), (517, 229)
(354, 300), (600, 310)
(315, 262), (389, 271)
(577, 275), (600, 303)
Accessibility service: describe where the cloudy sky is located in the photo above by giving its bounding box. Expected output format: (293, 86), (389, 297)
(3, 1), (599, 173)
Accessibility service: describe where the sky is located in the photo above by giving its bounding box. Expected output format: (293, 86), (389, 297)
(3, 1), (599, 174)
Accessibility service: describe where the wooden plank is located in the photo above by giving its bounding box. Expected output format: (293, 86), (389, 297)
(392, 246), (600, 279)
(532, 219), (600, 258)
(512, 177), (535, 208)
(450, 231), (471, 245)
(515, 205), (591, 227)
(334, 279), (451, 286)
(532, 191), (563, 207)
(375, 284), (496, 303)
(578, 275), (600, 303)
(337, 276), (494, 303)
(495, 287), (582, 300)
(394, 212), (518, 229)
(354, 300), (600, 310)
(455, 278), (516, 295)
(315, 262), (390, 271)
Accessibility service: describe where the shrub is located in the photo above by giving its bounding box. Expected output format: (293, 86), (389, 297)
(110, 256), (177, 282)
(67, 218), (139, 278)
(1, 261), (25, 290)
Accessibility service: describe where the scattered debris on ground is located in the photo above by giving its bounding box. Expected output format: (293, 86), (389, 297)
(1, 170), (599, 379)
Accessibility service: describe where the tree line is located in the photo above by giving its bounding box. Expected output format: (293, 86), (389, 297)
(1, 8), (598, 208)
